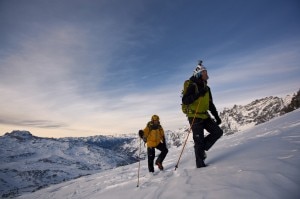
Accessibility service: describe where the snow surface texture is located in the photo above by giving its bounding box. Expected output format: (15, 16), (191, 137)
(18, 109), (300, 199)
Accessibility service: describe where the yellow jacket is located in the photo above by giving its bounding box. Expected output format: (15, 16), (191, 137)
(143, 122), (165, 148)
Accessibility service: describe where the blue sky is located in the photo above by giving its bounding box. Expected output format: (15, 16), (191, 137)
(0, 0), (299, 138)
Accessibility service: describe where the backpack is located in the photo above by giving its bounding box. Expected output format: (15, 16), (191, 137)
(147, 121), (162, 132)
(141, 122), (163, 144)
(181, 80), (198, 115)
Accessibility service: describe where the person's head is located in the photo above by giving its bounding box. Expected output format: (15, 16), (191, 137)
(193, 62), (209, 81)
(151, 114), (160, 125)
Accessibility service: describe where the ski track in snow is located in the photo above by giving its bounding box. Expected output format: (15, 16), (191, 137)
(17, 109), (300, 199)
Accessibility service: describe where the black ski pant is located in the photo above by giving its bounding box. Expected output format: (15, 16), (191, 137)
(147, 142), (168, 172)
(189, 117), (223, 165)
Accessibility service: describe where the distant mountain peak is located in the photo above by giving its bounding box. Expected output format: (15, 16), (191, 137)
(4, 130), (34, 140)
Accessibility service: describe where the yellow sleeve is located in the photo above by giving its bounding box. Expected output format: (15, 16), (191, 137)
(143, 126), (150, 138)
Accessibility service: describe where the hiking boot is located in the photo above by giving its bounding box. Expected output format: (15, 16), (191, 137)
(196, 159), (206, 168)
(155, 161), (164, 170)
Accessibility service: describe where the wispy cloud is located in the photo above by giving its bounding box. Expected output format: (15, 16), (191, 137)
(208, 39), (300, 109)
(211, 40), (300, 85)
(0, 119), (67, 129)
(0, 21), (181, 136)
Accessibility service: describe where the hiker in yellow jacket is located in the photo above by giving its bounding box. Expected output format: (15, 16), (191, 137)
(139, 115), (168, 173)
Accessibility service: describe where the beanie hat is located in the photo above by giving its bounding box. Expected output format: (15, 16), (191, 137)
(151, 115), (160, 121)
(193, 61), (207, 79)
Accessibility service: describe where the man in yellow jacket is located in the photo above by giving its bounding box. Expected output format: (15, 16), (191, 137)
(139, 115), (168, 173)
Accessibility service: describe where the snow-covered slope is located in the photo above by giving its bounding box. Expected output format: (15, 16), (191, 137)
(17, 109), (300, 199)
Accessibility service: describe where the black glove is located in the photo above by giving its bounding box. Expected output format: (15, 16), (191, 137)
(138, 130), (144, 139)
(215, 115), (222, 125)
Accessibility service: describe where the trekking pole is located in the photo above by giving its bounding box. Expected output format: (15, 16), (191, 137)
(175, 98), (201, 170)
(136, 137), (142, 187)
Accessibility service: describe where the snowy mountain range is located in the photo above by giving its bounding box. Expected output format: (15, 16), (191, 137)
(219, 93), (298, 135)
(0, 91), (299, 198)
(0, 131), (154, 198)
(0, 129), (188, 198)
(16, 109), (300, 199)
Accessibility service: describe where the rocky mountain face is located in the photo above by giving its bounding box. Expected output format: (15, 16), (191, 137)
(219, 91), (299, 135)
